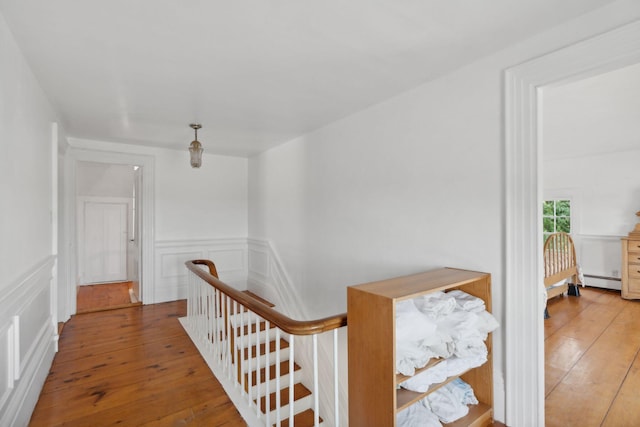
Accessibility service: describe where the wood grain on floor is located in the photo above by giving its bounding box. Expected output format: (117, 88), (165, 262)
(29, 301), (246, 426)
(76, 281), (140, 313)
(545, 286), (640, 427)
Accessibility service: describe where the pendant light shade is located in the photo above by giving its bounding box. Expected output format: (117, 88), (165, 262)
(189, 123), (203, 168)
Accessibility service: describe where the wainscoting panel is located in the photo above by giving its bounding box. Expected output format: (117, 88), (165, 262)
(246, 239), (308, 323)
(0, 256), (57, 427)
(577, 234), (623, 290)
(155, 239), (248, 303)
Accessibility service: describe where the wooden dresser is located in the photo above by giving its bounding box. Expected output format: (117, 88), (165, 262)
(621, 211), (640, 299)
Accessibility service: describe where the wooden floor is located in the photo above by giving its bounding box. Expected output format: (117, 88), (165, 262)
(29, 301), (247, 426)
(32, 297), (509, 427)
(76, 282), (141, 314)
(545, 286), (640, 426)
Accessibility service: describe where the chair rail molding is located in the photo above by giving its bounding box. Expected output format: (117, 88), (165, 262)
(505, 20), (640, 426)
(155, 238), (248, 303)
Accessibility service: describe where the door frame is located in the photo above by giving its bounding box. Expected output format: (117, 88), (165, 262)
(77, 196), (132, 285)
(504, 20), (640, 426)
(62, 148), (155, 318)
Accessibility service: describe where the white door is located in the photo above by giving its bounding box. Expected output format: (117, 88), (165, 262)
(82, 201), (128, 284)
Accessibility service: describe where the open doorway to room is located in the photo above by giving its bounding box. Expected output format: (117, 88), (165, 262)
(75, 161), (143, 313)
(504, 21), (640, 426)
(540, 62), (640, 425)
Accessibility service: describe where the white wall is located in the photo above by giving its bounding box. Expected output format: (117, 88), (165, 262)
(154, 147), (248, 241)
(0, 11), (62, 426)
(248, 2), (640, 423)
(76, 162), (135, 198)
(544, 150), (640, 236)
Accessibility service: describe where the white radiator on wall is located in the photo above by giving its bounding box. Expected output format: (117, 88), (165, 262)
(576, 234), (623, 290)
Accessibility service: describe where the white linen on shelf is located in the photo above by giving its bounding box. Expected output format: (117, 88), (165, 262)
(476, 310), (500, 337)
(395, 299), (440, 376)
(397, 340), (438, 377)
(397, 401), (443, 427)
(395, 288), (498, 379)
(447, 290), (485, 313)
(423, 379), (479, 423)
(397, 378), (480, 425)
(413, 291), (457, 319)
(399, 351), (488, 393)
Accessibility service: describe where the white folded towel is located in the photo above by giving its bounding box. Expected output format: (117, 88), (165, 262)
(414, 292), (457, 319)
(400, 360), (449, 392)
(395, 299), (439, 375)
(443, 352), (488, 378)
(396, 340), (437, 376)
(448, 378), (478, 405)
(423, 379), (478, 423)
(476, 310), (500, 337)
(396, 300), (438, 344)
(453, 336), (486, 359)
(397, 401), (443, 427)
(447, 290), (485, 313)
(436, 310), (481, 342)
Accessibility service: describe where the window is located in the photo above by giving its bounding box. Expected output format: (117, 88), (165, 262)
(543, 199), (570, 242)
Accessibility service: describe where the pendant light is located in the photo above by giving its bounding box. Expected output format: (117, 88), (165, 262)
(189, 123), (203, 168)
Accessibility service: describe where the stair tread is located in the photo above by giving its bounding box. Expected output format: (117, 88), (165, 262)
(274, 409), (323, 427)
(241, 338), (289, 359)
(258, 382), (311, 412)
(246, 360), (301, 387)
(236, 321), (275, 335)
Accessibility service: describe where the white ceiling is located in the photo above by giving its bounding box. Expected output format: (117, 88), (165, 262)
(0, 0), (619, 157)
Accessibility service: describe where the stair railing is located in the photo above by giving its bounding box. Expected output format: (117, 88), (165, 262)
(183, 259), (348, 427)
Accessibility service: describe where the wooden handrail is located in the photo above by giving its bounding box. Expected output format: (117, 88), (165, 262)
(186, 260), (348, 335)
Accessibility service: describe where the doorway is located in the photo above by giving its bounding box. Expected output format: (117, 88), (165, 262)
(504, 20), (640, 426)
(75, 161), (142, 312)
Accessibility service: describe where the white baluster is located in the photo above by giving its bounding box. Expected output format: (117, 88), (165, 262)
(226, 296), (232, 378)
(255, 312), (261, 419)
(313, 334), (319, 427)
(334, 329), (339, 427)
(232, 300), (239, 384)
(247, 309), (253, 405)
(240, 306), (246, 397)
(265, 320), (271, 427)
(275, 328), (282, 427)
(289, 335), (295, 427)
(211, 287), (217, 357)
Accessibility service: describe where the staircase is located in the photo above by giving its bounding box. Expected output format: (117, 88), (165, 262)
(184, 260), (346, 427)
(230, 292), (324, 426)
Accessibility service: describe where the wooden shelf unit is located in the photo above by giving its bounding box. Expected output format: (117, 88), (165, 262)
(347, 267), (493, 427)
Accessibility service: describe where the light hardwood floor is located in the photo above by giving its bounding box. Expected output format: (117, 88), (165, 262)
(76, 282), (141, 313)
(545, 286), (640, 427)
(29, 301), (247, 426)
(32, 296), (509, 427)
